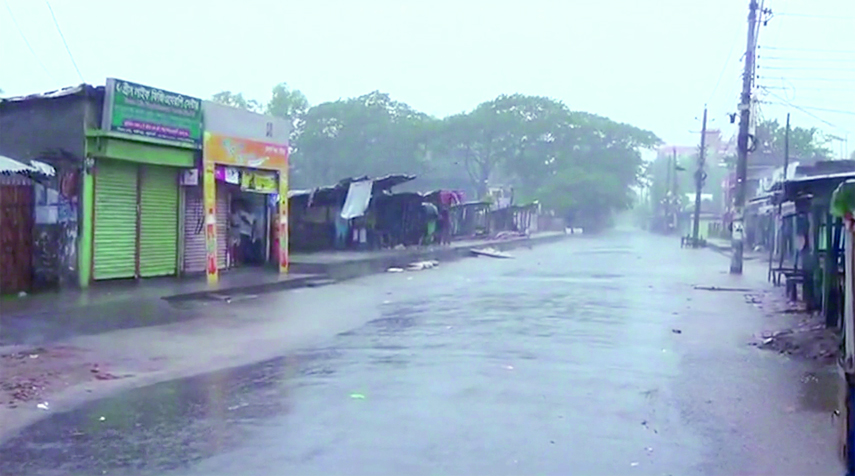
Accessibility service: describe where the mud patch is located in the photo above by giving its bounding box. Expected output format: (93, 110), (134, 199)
(751, 318), (840, 364)
(0, 346), (126, 409)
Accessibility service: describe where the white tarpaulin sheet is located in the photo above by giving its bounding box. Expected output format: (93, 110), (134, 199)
(340, 180), (373, 219)
(0, 155), (56, 176)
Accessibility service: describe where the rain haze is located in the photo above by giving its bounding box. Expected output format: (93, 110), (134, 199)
(1, 0), (853, 146)
(2, 1), (855, 476)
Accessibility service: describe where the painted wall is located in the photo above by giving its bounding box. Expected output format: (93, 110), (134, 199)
(202, 101), (291, 143)
(0, 87), (100, 289)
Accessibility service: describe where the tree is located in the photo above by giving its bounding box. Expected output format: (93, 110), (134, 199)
(755, 118), (831, 160)
(210, 91), (262, 112)
(292, 91), (435, 189)
(437, 94), (568, 199)
(266, 83), (309, 124)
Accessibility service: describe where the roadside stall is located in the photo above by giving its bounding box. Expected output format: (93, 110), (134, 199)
(830, 179), (855, 474)
(0, 155), (55, 294)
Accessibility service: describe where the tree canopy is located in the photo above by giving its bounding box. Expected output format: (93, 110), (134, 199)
(211, 86), (661, 230)
(755, 118), (831, 161)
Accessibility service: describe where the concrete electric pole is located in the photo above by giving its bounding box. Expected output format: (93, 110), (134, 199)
(692, 108), (708, 248)
(730, 0), (760, 274)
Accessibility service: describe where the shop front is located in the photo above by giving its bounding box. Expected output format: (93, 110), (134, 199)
(82, 78), (201, 283)
(180, 165), (278, 273)
(198, 101), (290, 284)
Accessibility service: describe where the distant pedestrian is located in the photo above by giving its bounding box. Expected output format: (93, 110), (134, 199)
(438, 208), (451, 245)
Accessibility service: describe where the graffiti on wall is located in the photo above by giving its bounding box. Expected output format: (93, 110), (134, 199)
(32, 161), (79, 289)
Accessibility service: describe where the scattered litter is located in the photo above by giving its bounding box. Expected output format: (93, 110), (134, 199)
(387, 267), (404, 273)
(446, 326), (452, 330)
(36, 402), (49, 411)
(471, 248), (513, 259)
(382, 300), (392, 304)
(227, 403), (249, 411)
(406, 260), (439, 271)
(671, 329), (682, 334)
(630, 462), (639, 467)
(350, 393), (366, 400)
(693, 285), (752, 292)
(28, 354), (39, 359)
(17, 291), (27, 298)
(99, 416), (106, 421)
(645, 447), (654, 454)
(505, 365), (514, 370)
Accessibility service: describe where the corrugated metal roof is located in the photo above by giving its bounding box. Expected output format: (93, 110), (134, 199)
(0, 84), (94, 103)
(0, 155), (56, 177)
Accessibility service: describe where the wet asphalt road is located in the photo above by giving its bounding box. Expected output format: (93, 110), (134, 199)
(0, 231), (843, 475)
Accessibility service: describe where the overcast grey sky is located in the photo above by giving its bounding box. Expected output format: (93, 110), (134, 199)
(1, 0), (852, 151)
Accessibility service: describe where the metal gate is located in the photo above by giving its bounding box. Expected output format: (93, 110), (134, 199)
(182, 185), (229, 273)
(138, 165), (178, 277)
(0, 184), (34, 294)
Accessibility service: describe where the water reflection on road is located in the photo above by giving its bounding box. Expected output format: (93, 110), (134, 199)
(0, 231), (843, 476)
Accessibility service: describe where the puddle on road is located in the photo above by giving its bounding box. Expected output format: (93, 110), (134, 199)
(798, 367), (840, 413)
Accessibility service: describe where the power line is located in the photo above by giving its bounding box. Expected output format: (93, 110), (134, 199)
(759, 77), (855, 82)
(707, 31), (742, 104)
(759, 56), (855, 63)
(44, 0), (83, 83)
(760, 87), (849, 132)
(761, 85), (855, 92)
(3, 0), (54, 80)
(763, 101), (855, 117)
(759, 45), (855, 54)
(774, 12), (854, 20)
(760, 66), (855, 72)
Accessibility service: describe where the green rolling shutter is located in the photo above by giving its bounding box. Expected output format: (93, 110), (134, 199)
(93, 160), (138, 280)
(139, 165), (178, 277)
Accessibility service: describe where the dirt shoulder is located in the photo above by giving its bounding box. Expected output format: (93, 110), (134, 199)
(743, 285), (841, 364)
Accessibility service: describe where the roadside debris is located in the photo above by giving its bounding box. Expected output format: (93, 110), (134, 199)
(387, 267), (404, 273)
(350, 393), (366, 400)
(693, 285), (753, 292)
(36, 402), (49, 411)
(407, 260), (438, 271)
(752, 320), (839, 363)
(471, 248), (513, 259)
(672, 329), (682, 334)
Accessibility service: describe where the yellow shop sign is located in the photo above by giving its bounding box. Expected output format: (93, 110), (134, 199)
(241, 170), (277, 193)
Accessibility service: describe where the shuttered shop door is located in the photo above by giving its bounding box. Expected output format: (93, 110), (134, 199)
(139, 166), (178, 277)
(216, 187), (229, 269)
(182, 186), (206, 273)
(93, 161), (138, 280)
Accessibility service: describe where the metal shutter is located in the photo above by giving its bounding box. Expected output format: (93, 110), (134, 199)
(93, 160), (138, 280)
(139, 165), (178, 277)
(182, 186), (206, 273)
(216, 186), (229, 269)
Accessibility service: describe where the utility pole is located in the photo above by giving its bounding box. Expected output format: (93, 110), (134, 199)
(730, 0), (760, 274)
(671, 147), (678, 232)
(769, 113), (790, 280)
(692, 108), (708, 248)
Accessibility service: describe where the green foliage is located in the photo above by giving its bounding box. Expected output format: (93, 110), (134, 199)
(210, 91), (262, 112)
(755, 119), (831, 160)
(212, 85), (661, 230)
(291, 91), (436, 188)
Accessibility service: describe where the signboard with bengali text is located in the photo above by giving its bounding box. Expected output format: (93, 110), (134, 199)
(102, 78), (203, 146)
